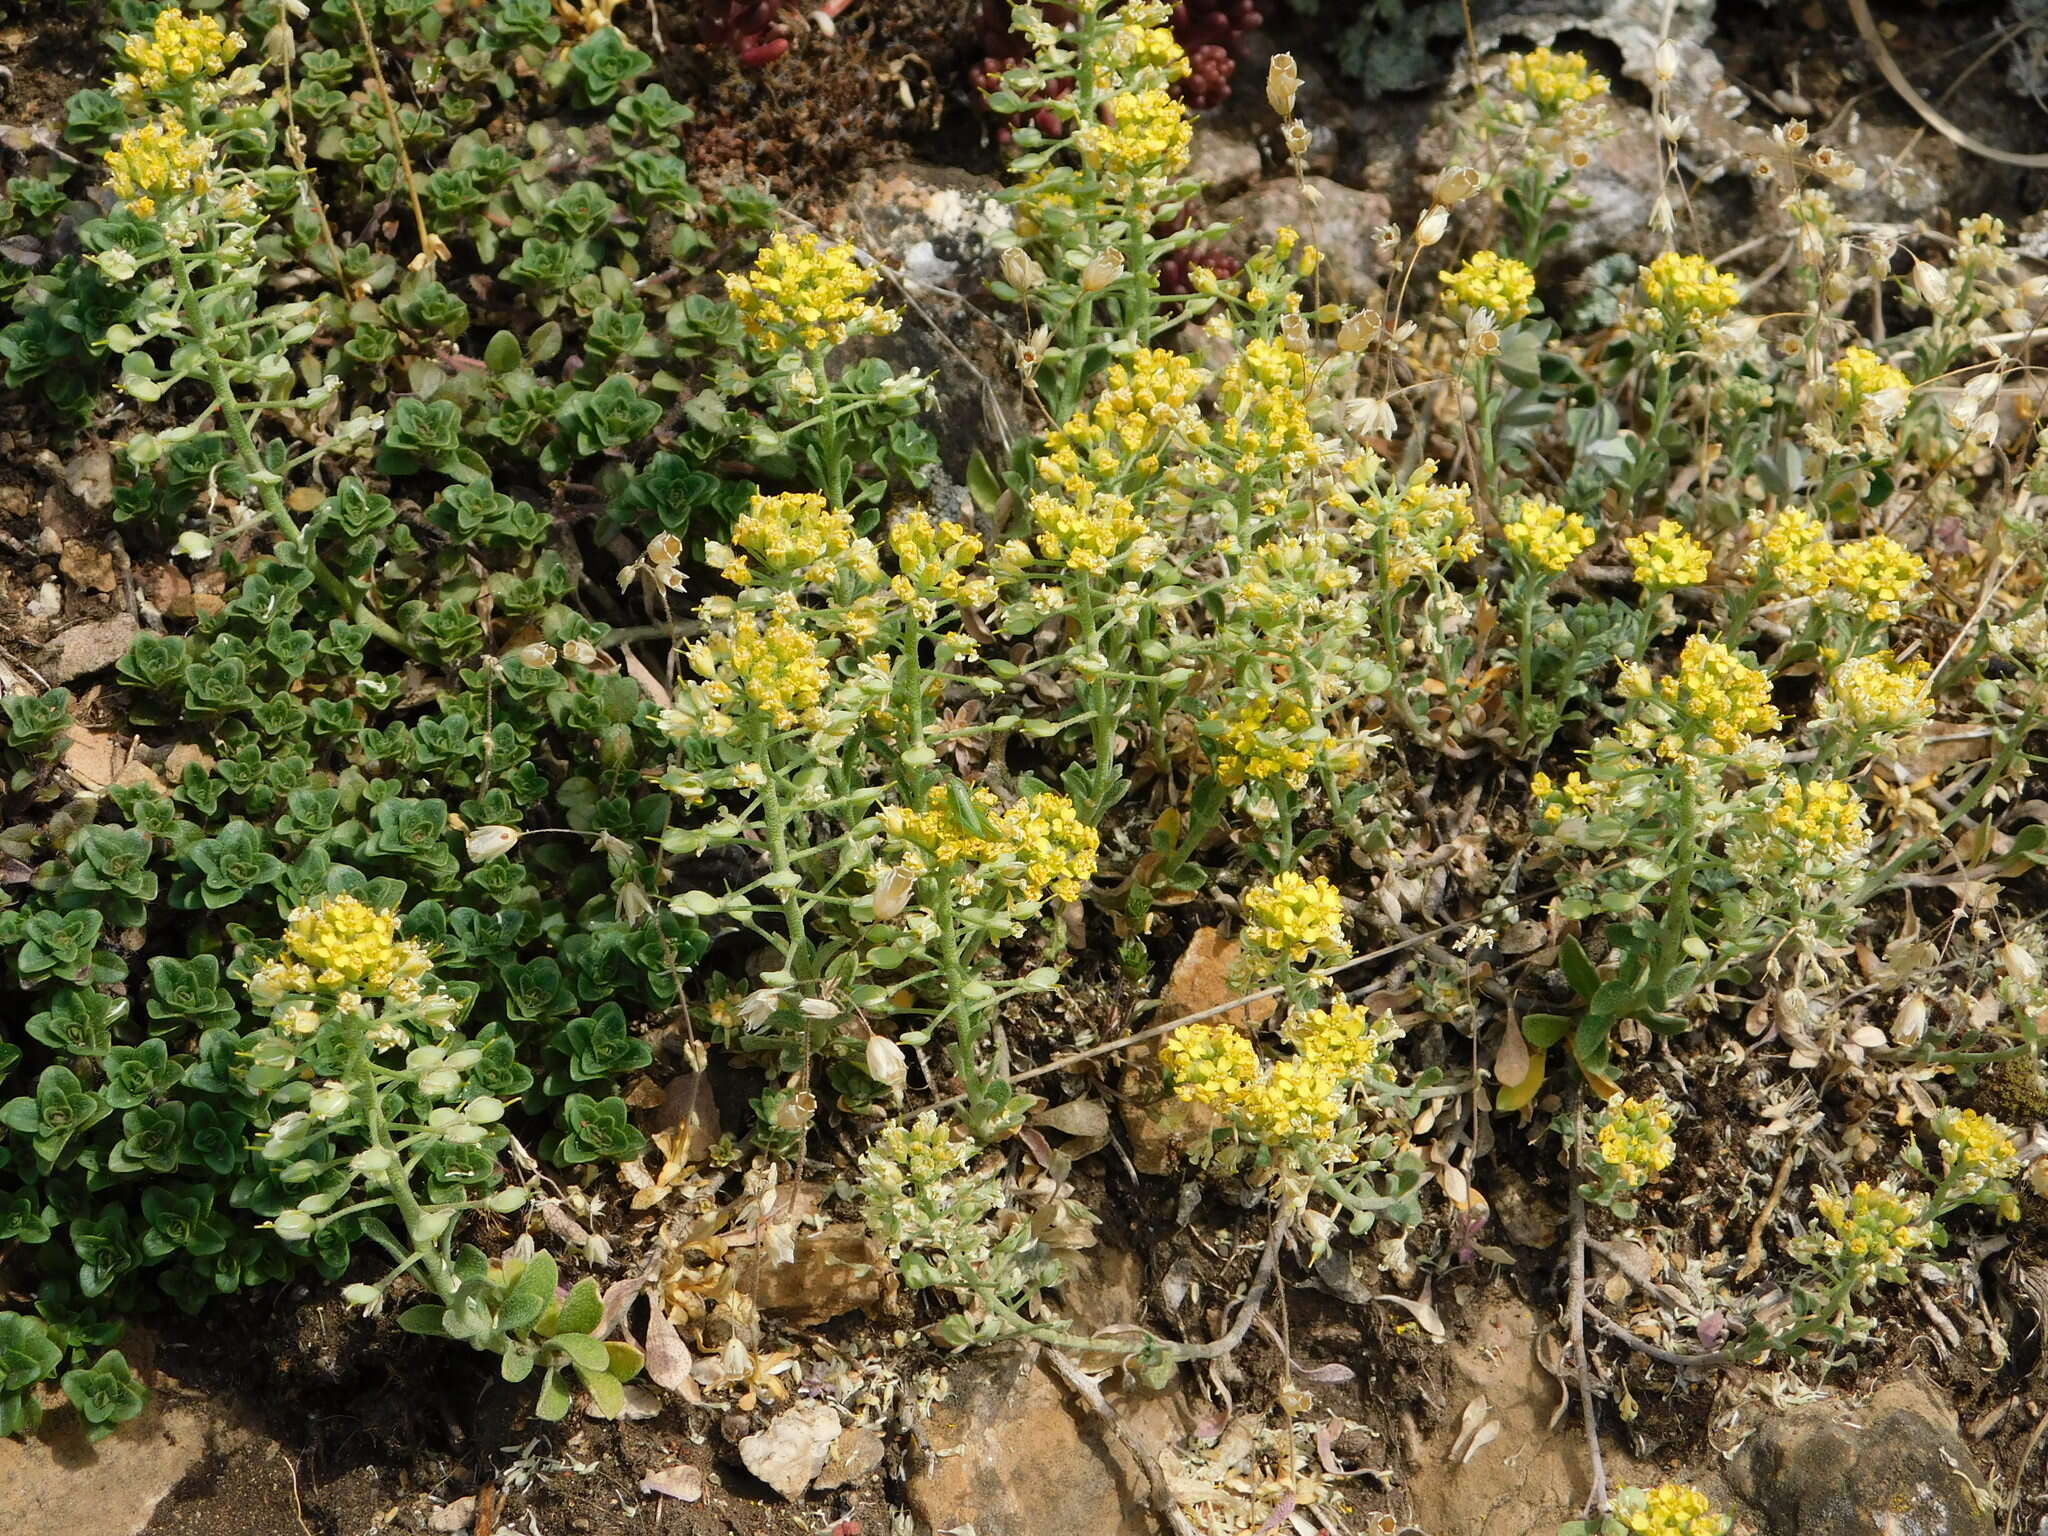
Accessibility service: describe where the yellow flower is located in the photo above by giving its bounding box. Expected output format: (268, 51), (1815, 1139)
(1160, 1023), (1260, 1110)
(1821, 652), (1929, 734)
(1217, 338), (1318, 477)
(882, 785), (1097, 904)
(1614, 1483), (1732, 1536)
(103, 113), (212, 219)
(888, 509), (994, 615)
(1638, 252), (1741, 325)
(1238, 1056), (1345, 1141)
(727, 233), (898, 354)
(1242, 872), (1347, 964)
(1209, 695), (1317, 789)
(1935, 1108), (2020, 1200)
(721, 611), (829, 729)
(1439, 250), (1536, 323)
(729, 492), (858, 583)
(1531, 768), (1613, 825)
(256, 893), (434, 1001)
(1745, 507), (1836, 598)
(1503, 46), (1608, 112)
(114, 8), (242, 102)
(1035, 347), (1211, 500)
(997, 792), (1100, 904)
(1809, 1181), (1933, 1278)
(1591, 1094), (1677, 1189)
(1659, 636), (1780, 750)
(1030, 488), (1149, 575)
(1501, 497), (1595, 573)
(1076, 87), (1193, 196)
(1368, 460), (1479, 582)
(1829, 533), (1926, 621)
(1624, 519), (1712, 588)
(1831, 346), (1911, 408)
(1286, 999), (1397, 1084)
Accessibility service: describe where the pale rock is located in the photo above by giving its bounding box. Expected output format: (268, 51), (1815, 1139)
(39, 613), (139, 685)
(1214, 176), (1392, 301)
(739, 1400), (842, 1501)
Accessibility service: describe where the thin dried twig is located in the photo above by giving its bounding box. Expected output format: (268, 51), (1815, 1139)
(1737, 1142), (1799, 1283)
(1581, 1302), (1740, 1370)
(2007, 1405), (2048, 1536)
(1847, 0), (2048, 168)
(1569, 1099), (1609, 1519)
(345, 0), (448, 269)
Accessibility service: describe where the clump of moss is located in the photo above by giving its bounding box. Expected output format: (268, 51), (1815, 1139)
(1971, 1052), (2048, 1124)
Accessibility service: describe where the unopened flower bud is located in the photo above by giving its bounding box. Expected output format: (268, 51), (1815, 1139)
(1912, 261), (1951, 309)
(1266, 52), (1300, 120)
(865, 1035), (907, 1095)
(1654, 41), (1679, 85)
(1414, 206), (1448, 247)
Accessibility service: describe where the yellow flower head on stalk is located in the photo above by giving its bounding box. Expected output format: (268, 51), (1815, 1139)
(1614, 1484), (1733, 1536)
(1242, 872), (1347, 964)
(1503, 46), (1608, 112)
(1810, 1181), (1933, 1276)
(1625, 519), (1713, 588)
(1638, 251), (1742, 326)
(1286, 999), (1397, 1083)
(1030, 488), (1149, 574)
(1209, 695), (1318, 789)
(727, 233), (899, 354)
(883, 784), (1097, 904)
(1821, 651), (1930, 733)
(728, 492), (858, 585)
(1830, 533), (1926, 621)
(1217, 338), (1319, 478)
(1501, 497), (1595, 573)
(1745, 506), (1837, 598)
(1088, 19), (1190, 94)
(1530, 768), (1613, 825)
(997, 792), (1100, 903)
(1159, 1023), (1260, 1111)
(723, 611), (829, 729)
(1239, 1057), (1345, 1141)
(103, 113), (213, 219)
(888, 509), (996, 616)
(1831, 346), (1912, 409)
(858, 1112), (975, 1200)
(1076, 87), (1193, 197)
(1590, 1094), (1677, 1189)
(250, 892), (433, 1005)
(1371, 460), (1479, 583)
(1036, 347), (1212, 497)
(1659, 635), (1781, 751)
(114, 7), (242, 104)
(1935, 1108), (2021, 1203)
(1439, 249), (1536, 324)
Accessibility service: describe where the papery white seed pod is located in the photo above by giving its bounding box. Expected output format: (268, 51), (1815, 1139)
(562, 638), (598, 666)
(1079, 247), (1125, 292)
(465, 824), (522, 862)
(1892, 992), (1929, 1045)
(1281, 119), (1311, 159)
(1280, 314), (1311, 353)
(1912, 261), (1951, 308)
(1337, 308), (1381, 351)
(1000, 246), (1045, 293)
(872, 865), (913, 920)
(865, 1035), (907, 1095)
(1342, 396), (1396, 438)
(1266, 53), (1300, 120)
(1654, 41), (1679, 85)
(1436, 165), (1481, 204)
(1414, 206), (1448, 247)
(2003, 941), (2040, 984)
(517, 642), (558, 669)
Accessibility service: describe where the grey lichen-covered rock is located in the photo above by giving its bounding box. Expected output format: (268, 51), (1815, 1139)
(1728, 1380), (1997, 1536)
(1214, 176), (1392, 302)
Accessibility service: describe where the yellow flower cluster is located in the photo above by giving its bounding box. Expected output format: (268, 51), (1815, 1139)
(1217, 339), (1319, 479)
(1242, 872), (1346, 964)
(1822, 652), (1929, 733)
(250, 893), (433, 1006)
(1590, 1094), (1677, 1189)
(728, 492), (859, 585)
(1830, 533), (1926, 621)
(1077, 87), (1193, 196)
(1209, 695), (1317, 789)
(1810, 1180), (1933, 1276)
(1368, 461), (1480, 583)
(1503, 46), (1608, 111)
(1439, 250), (1536, 323)
(103, 114), (212, 219)
(1285, 999), (1397, 1083)
(858, 1111), (975, 1199)
(1037, 348), (1211, 497)
(1030, 488), (1149, 574)
(1659, 636), (1781, 751)
(883, 785), (1099, 904)
(1638, 252), (1742, 325)
(1615, 1484), (1731, 1536)
(114, 8), (242, 102)
(717, 611), (829, 730)
(727, 233), (899, 354)
(1753, 775), (1870, 865)
(1225, 531), (1355, 630)
(1088, 19), (1190, 93)
(888, 510), (997, 618)
(1502, 497), (1595, 573)
(1161, 1000), (1396, 1146)
(1530, 768), (1614, 825)
(1624, 519), (1712, 588)
(1831, 347), (1911, 407)
(1935, 1108), (2020, 1200)
(1746, 507), (1837, 597)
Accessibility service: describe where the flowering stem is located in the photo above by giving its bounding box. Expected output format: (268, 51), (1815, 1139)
(165, 246), (410, 655)
(347, 1045), (456, 1300)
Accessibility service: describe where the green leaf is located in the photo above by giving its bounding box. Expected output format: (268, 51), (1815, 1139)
(1520, 1013), (1573, 1048)
(553, 1331), (610, 1373)
(499, 1250), (557, 1333)
(534, 1366), (572, 1421)
(397, 1305), (449, 1336)
(966, 450), (1003, 514)
(1558, 936), (1599, 999)
(554, 1276), (602, 1338)
(500, 1347), (537, 1384)
(576, 1364), (626, 1419)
